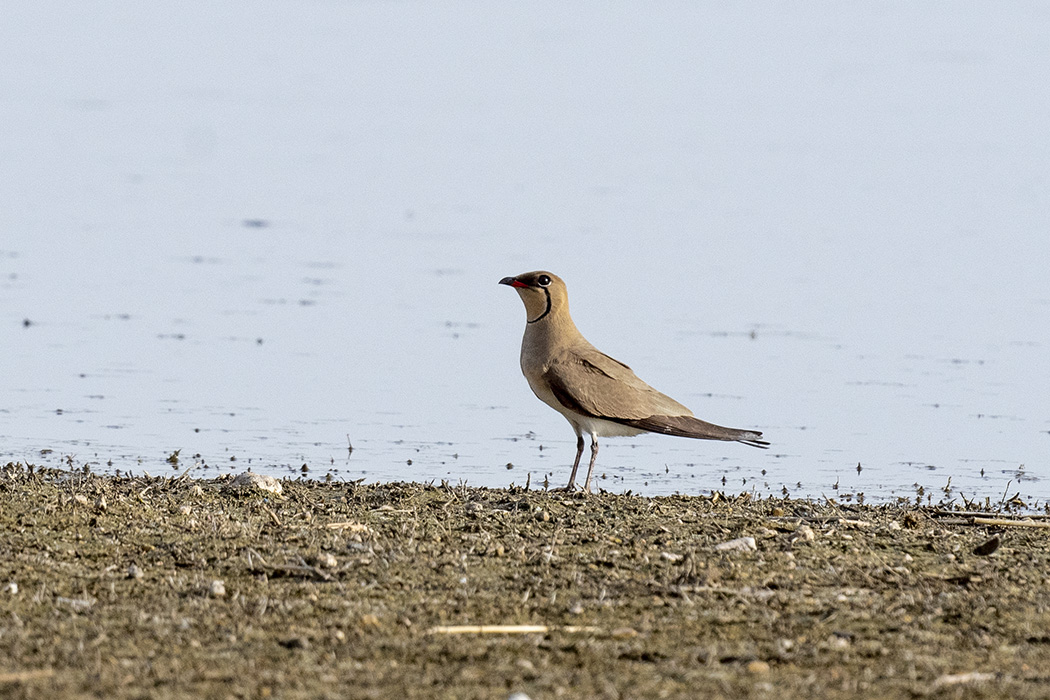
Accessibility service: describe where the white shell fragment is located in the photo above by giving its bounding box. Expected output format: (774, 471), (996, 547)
(229, 472), (283, 496)
(715, 536), (757, 552)
(791, 525), (816, 543)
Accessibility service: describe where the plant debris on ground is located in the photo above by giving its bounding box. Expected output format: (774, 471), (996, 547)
(1, 462), (1048, 699)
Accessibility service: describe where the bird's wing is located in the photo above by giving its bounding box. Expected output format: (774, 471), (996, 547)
(622, 414), (769, 447)
(545, 344), (770, 448)
(544, 344), (693, 421)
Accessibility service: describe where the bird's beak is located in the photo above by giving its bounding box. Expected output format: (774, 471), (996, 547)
(499, 276), (528, 288)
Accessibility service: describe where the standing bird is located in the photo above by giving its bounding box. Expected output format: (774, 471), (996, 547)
(500, 271), (768, 493)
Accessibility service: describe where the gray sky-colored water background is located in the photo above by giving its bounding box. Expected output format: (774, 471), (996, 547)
(2, 1), (1048, 504)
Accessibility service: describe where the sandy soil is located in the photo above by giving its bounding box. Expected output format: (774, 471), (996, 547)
(1, 462), (1049, 699)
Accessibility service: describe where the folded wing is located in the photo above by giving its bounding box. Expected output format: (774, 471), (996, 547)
(545, 344), (768, 448)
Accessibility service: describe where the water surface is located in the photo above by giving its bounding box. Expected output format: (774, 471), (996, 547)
(2, 1), (1047, 503)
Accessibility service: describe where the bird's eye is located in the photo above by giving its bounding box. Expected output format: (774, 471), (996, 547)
(537, 274), (551, 287)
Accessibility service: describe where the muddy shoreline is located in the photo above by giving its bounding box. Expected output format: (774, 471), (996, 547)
(2, 462), (1048, 699)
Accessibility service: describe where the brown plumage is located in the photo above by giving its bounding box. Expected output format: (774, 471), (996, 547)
(500, 270), (768, 492)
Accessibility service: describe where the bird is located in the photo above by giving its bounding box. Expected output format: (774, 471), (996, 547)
(499, 270), (768, 493)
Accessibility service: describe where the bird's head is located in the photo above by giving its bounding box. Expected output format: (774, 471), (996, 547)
(499, 270), (567, 324)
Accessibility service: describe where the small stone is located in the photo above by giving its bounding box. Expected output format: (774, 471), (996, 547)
(888, 520), (901, 531)
(660, 551), (683, 562)
(829, 634), (851, 649)
(209, 580), (226, 597)
(179, 505), (193, 516)
(3, 582), (17, 595)
(315, 552), (338, 568)
(715, 536), (757, 553)
(610, 627), (638, 640)
(73, 493), (89, 506)
(746, 660), (771, 674)
(508, 693), (533, 700)
(229, 472), (283, 496)
(95, 495), (107, 512)
(568, 602), (584, 615)
(791, 525), (816, 543)
(127, 564), (144, 580)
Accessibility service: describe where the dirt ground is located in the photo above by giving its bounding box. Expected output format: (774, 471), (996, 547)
(1, 461), (1049, 699)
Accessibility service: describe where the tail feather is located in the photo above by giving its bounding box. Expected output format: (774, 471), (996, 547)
(619, 415), (769, 449)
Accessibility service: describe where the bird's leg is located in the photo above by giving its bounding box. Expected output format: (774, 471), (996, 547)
(581, 437), (599, 494)
(563, 435), (585, 490)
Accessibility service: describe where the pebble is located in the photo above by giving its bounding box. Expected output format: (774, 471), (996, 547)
(829, 634), (851, 649)
(209, 580), (226, 597)
(508, 693), (533, 700)
(127, 564), (144, 580)
(715, 536), (757, 553)
(315, 552), (338, 568)
(746, 660), (771, 674)
(3, 582), (17, 595)
(229, 472), (283, 496)
(791, 525), (816, 542)
(660, 551), (683, 562)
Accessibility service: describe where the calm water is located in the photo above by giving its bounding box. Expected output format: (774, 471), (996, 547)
(2, 2), (1048, 504)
